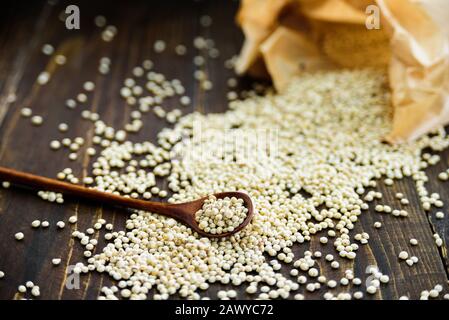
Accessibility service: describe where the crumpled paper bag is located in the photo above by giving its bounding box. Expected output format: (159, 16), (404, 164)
(235, 0), (449, 143)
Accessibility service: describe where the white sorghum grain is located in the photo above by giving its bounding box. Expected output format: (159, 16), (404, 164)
(330, 261), (340, 269)
(83, 81), (95, 91)
(297, 276), (307, 284)
(438, 172), (448, 181)
(217, 290), (227, 299)
(31, 220), (41, 228)
(77, 93), (87, 103)
(42, 44), (54, 55)
(175, 45), (187, 56)
(308, 268), (319, 277)
(180, 96), (190, 106)
(58, 123), (69, 132)
(50, 140), (61, 150)
(31, 115), (43, 126)
(375, 205), (383, 212)
(133, 67), (144, 77)
(83, 177), (94, 184)
(101, 25), (117, 42)
(434, 234), (443, 247)
(21, 107), (32, 117)
(227, 78), (237, 88)
(320, 236), (328, 244)
(306, 283), (315, 292)
(294, 293), (304, 300)
(94, 15), (106, 27)
(15, 232), (24, 240)
(367, 286), (377, 294)
(406, 259), (414, 267)
(246, 286), (257, 294)
(87, 148), (96, 156)
(74, 137), (84, 145)
(142, 59), (153, 70)
(55, 54), (66, 65)
(194, 195), (248, 235)
(153, 40), (166, 53)
(37, 72), (50, 85)
(227, 91), (238, 100)
(70, 177), (78, 184)
(66, 99), (76, 109)
(6, 93), (16, 103)
(31, 286), (40, 297)
(398, 251), (409, 260)
(353, 291), (364, 299)
(435, 211), (444, 219)
(201, 80), (213, 90)
(81, 110), (91, 119)
(99, 64), (110, 75)
(69, 153), (77, 161)
(56, 221), (65, 229)
(52, 258), (62, 266)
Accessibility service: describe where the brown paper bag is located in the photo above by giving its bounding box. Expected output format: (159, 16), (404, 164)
(378, 0), (449, 142)
(235, 0), (449, 143)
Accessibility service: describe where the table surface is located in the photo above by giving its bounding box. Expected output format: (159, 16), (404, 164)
(0, 0), (448, 300)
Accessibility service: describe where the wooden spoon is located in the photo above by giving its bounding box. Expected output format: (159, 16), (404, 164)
(0, 166), (254, 238)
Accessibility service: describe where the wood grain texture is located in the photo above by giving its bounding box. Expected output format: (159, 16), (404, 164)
(0, 0), (448, 300)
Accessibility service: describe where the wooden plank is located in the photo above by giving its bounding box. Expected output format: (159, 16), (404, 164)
(0, 0), (448, 300)
(423, 148), (449, 272)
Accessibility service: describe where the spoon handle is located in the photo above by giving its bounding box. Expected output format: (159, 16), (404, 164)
(0, 166), (177, 216)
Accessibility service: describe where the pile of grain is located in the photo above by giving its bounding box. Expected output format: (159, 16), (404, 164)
(74, 69), (448, 300)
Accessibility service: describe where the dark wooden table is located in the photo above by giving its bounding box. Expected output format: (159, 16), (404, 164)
(0, 0), (448, 300)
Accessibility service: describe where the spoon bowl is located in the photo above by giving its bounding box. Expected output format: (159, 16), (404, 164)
(169, 191), (254, 238)
(0, 166), (254, 238)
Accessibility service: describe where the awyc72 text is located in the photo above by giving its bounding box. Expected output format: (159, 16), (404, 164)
(219, 304), (274, 315)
